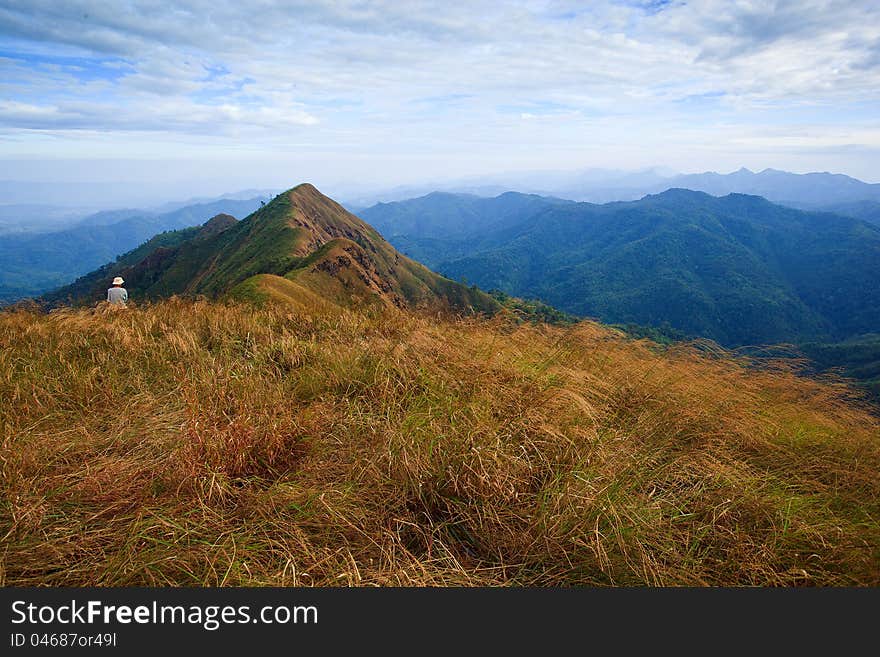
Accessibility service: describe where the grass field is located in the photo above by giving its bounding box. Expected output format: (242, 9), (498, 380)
(1, 298), (878, 585)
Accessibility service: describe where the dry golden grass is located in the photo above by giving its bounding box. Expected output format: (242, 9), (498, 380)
(1, 298), (878, 586)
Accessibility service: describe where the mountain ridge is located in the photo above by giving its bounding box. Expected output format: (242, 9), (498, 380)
(45, 183), (500, 316)
(344, 167), (880, 208)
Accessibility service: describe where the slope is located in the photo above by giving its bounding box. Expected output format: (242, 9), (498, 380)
(2, 298), (878, 586)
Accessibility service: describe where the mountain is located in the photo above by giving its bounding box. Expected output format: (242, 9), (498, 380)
(0, 204), (93, 235)
(663, 168), (880, 208)
(7, 187), (880, 588)
(361, 191), (572, 240)
(544, 167), (880, 207)
(810, 200), (880, 226)
(72, 197), (269, 229)
(46, 183), (500, 315)
(541, 167), (678, 203)
(363, 188), (880, 347)
(72, 208), (156, 227)
(344, 167), (880, 209)
(147, 188), (281, 214)
(359, 191), (571, 265)
(0, 196), (269, 303)
(339, 167), (675, 207)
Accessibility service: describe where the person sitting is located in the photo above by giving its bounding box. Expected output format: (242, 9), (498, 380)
(107, 276), (128, 306)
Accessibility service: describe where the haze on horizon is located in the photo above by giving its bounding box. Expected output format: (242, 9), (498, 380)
(1, 0), (879, 207)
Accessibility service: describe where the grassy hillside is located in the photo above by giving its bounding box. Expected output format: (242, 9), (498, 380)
(1, 299), (878, 586)
(46, 184), (499, 316)
(801, 334), (880, 401)
(42, 216), (236, 306)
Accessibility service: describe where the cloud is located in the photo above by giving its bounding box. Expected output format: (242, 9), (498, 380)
(0, 97), (317, 133)
(0, 1), (878, 184)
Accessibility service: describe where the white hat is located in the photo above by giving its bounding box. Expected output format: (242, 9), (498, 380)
(112, 276), (124, 285)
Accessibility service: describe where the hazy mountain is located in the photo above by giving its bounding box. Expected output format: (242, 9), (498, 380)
(339, 167), (672, 207)
(71, 208), (158, 228)
(361, 191), (572, 239)
(343, 167), (880, 209)
(147, 189), (281, 214)
(808, 200), (880, 226)
(0, 188), (281, 234)
(540, 167), (880, 207)
(0, 204), (96, 235)
(73, 197), (272, 228)
(46, 184), (499, 316)
(0, 196), (269, 303)
(363, 188), (880, 347)
(663, 168), (880, 208)
(359, 191), (572, 265)
(0, 180), (122, 207)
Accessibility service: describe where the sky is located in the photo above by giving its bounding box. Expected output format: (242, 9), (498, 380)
(1, 0), (879, 204)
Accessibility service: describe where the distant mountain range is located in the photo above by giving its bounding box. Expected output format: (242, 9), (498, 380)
(661, 168), (880, 208)
(362, 189), (880, 348)
(0, 188), (282, 236)
(346, 167), (880, 210)
(46, 184), (498, 316)
(0, 204), (92, 235)
(6, 169), (880, 303)
(0, 196), (269, 303)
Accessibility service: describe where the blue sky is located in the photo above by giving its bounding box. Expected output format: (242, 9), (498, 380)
(1, 0), (879, 202)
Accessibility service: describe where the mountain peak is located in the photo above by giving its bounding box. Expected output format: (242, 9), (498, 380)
(648, 187), (713, 202)
(287, 182), (323, 199)
(200, 213), (237, 232)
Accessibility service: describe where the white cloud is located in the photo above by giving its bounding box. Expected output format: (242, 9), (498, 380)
(0, 1), (878, 186)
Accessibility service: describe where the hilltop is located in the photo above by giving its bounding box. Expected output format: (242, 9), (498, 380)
(45, 183), (499, 316)
(1, 298), (878, 585)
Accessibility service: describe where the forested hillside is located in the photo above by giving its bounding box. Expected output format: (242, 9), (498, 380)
(364, 189), (880, 347)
